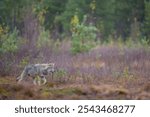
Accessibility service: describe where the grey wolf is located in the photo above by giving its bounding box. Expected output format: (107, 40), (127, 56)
(16, 63), (55, 85)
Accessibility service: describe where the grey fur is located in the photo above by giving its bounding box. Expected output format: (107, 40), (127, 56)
(16, 63), (55, 85)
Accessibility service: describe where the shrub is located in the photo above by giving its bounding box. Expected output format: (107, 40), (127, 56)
(54, 68), (67, 81)
(71, 15), (97, 54)
(36, 27), (51, 48)
(0, 27), (19, 54)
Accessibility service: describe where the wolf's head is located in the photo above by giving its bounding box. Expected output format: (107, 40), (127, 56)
(47, 63), (55, 72)
(45, 63), (55, 74)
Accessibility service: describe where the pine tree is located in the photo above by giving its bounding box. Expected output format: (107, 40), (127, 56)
(144, 1), (150, 39)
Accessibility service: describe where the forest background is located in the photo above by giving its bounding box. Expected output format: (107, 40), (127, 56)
(0, 0), (150, 99)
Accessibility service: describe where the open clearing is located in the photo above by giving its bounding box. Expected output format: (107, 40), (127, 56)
(0, 46), (150, 100)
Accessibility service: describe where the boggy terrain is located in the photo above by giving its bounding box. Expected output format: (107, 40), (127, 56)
(0, 77), (150, 99)
(0, 46), (150, 99)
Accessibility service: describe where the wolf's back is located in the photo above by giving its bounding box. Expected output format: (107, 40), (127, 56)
(20, 65), (35, 79)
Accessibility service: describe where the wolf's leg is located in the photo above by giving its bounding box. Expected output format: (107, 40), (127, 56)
(37, 76), (41, 86)
(33, 77), (37, 85)
(41, 76), (47, 85)
(17, 77), (23, 83)
(16, 76), (20, 81)
(37, 81), (41, 85)
(17, 68), (27, 83)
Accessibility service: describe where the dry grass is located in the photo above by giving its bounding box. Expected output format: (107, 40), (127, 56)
(0, 45), (150, 99)
(0, 76), (150, 100)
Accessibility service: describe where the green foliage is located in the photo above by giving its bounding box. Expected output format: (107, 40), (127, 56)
(95, 0), (116, 37)
(0, 0), (147, 41)
(90, 0), (96, 11)
(33, 0), (67, 29)
(52, 39), (61, 53)
(122, 67), (130, 78)
(60, 0), (87, 31)
(71, 16), (97, 54)
(140, 37), (150, 46)
(19, 56), (29, 68)
(37, 27), (51, 48)
(70, 14), (79, 29)
(54, 69), (67, 79)
(144, 1), (150, 40)
(0, 27), (19, 54)
(130, 18), (141, 41)
(122, 67), (134, 79)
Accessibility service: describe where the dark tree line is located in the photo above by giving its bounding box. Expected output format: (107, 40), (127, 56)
(0, 0), (150, 42)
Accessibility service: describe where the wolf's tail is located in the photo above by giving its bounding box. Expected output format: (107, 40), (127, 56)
(16, 67), (27, 83)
